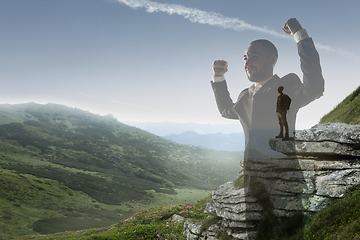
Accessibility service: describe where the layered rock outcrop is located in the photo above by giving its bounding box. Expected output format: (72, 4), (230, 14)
(184, 123), (360, 239)
(270, 123), (360, 157)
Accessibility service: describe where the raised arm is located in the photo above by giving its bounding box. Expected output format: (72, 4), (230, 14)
(284, 18), (325, 108)
(211, 60), (239, 120)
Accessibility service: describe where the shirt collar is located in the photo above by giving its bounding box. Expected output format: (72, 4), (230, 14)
(249, 75), (274, 95)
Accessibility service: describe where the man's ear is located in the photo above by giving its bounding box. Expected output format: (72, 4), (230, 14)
(271, 55), (277, 67)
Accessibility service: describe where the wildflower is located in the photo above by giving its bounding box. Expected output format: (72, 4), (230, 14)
(130, 217), (133, 220)
(125, 219), (129, 222)
(134, 230), (136, 233)
(191, 211), (193, 213)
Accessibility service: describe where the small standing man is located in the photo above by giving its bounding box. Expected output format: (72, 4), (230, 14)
(276, 86), (291, 140)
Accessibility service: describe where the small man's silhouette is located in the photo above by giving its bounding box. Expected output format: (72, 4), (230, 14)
(276, 86), (291, 140)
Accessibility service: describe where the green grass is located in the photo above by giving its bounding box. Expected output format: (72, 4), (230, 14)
(1, 153), (111, 180)
(304, 184), (360, 240)
(0, 166), (212, 239)
(17, 196), (212, 240)
(0, 168), (126, 240)
(12, 184), (360, 240)
(320, 85), (360, 124)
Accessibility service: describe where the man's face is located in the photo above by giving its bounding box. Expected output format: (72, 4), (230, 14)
(244, 43), (276, 83)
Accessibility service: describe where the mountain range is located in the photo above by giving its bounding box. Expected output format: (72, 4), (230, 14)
(163, 131), (244, 151)
(0, 102), (242, 239)
(123, 121), (243, 135)
(124, 121), (245, 151)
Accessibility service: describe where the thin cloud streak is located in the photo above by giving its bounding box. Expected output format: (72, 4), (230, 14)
(315, 43), (359, 59)
(116, 0), (358, 58)
(116, 0), (289, 39)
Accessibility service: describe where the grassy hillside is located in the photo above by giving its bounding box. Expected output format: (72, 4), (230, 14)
(0, 103), (242, 239)
(15, 184), (360, 240)
(1, 168), (124, 238)
(303, 184), (360, 240)
(17, 196), (212, 240)
(12, 183), (360, 240)
(320, 85), (360, 124)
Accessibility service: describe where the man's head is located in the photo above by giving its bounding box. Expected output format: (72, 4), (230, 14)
(278, 86), (284, 94)
(244, 39), (278, 83)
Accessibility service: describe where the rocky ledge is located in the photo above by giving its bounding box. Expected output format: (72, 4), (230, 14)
(269, 123), (360, 156)
(184, 123), (360, 240)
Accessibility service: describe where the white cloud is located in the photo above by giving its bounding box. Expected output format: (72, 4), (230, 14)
(117, 0), (358, 58)
(116, 0), (289, 39)
(315, 43), (359, 59)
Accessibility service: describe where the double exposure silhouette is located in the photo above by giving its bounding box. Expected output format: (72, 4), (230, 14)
(211, 18), (324, 239)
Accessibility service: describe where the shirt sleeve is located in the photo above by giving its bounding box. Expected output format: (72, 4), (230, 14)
(294, 29), (310, 43)
(212, 75), (226, 82)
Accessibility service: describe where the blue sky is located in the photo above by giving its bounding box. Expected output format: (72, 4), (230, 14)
(1, 0), (359, 130)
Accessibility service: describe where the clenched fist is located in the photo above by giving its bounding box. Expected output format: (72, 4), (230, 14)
(282, 18), (303, 36)
(213, 60), (228, 76)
